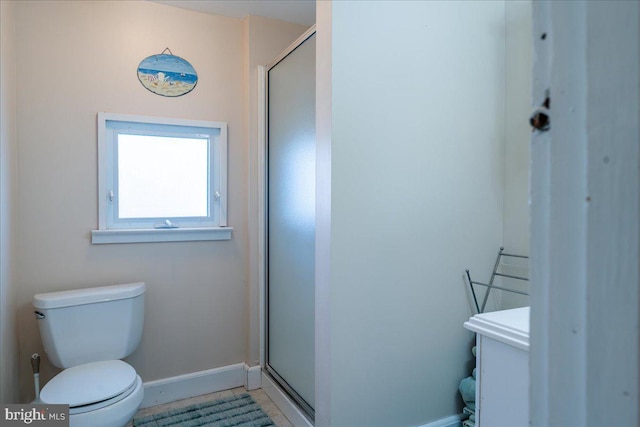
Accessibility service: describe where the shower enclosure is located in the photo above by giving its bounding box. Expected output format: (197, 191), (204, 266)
(264, 28), (316, 420)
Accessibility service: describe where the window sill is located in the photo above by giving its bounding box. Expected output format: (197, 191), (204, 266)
(91, 227), (233, 244)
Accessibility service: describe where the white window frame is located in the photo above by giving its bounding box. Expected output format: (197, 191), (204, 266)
(91, 112), (231, 244)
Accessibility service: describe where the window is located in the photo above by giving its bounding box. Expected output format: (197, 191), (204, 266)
(92, 113), (231, 244)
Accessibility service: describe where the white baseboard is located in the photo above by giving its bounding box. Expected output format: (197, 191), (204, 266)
(140, 363), (247, 408)
(244, 364), (262, 390)
(261, 372), (312, 427)
(140, 364), (460, 427)
(419, 414), (463, 427)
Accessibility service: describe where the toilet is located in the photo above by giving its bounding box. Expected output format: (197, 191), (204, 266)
(33, 282), (146, 427)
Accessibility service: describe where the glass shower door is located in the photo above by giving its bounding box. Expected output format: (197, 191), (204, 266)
(266, 31), (316, 417)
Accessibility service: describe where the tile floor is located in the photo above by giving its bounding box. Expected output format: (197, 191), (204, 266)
(126, 387), (294, 427)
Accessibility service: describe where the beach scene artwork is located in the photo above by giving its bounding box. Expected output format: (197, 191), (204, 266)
(137, 53), (198, 97)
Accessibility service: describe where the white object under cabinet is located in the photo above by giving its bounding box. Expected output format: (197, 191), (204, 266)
(464, 306), (530, 427)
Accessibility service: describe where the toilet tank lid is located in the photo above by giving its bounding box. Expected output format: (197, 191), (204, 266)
(33, 282), (145, 309)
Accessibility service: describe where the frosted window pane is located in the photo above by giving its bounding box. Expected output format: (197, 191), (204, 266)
(117, 134), (209, 218)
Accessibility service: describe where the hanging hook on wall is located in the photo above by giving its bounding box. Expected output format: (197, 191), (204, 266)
(161, 47), (174, 56)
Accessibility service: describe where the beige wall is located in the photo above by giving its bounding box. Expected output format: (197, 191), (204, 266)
(502, 0), (532, 309)
(11, 0), (304, 403)
(0, 0), (19, 404)
(504, 0), (532, 257)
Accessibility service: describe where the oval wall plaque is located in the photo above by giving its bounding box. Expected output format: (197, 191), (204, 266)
(137, 53), (198, 97)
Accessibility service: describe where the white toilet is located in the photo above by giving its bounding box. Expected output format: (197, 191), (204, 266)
(33, 282), (146, 427)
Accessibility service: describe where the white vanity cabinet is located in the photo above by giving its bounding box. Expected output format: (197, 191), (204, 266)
(464, 307), (530, 427)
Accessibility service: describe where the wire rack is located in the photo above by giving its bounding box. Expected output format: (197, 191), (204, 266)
(465, 247), (529, 314)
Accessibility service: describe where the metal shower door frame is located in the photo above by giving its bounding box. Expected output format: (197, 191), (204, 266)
(261, 25), (317, 422)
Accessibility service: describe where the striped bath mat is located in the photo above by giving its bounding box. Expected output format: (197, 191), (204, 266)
(133, 393), (275, 427)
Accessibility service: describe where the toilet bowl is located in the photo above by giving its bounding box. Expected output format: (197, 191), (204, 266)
(33, 283), (146, 427)
(39, 360), (143, 427)
(66, 377), (143, 427)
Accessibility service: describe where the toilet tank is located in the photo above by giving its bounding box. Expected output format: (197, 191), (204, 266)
(33, 282), (145, 369)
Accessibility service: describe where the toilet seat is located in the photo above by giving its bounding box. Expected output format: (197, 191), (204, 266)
(41, 360), (138, 413)
(68, 377), (138, 415)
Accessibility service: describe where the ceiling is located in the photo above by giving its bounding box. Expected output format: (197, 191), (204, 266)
(151, 0), (316, 26)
